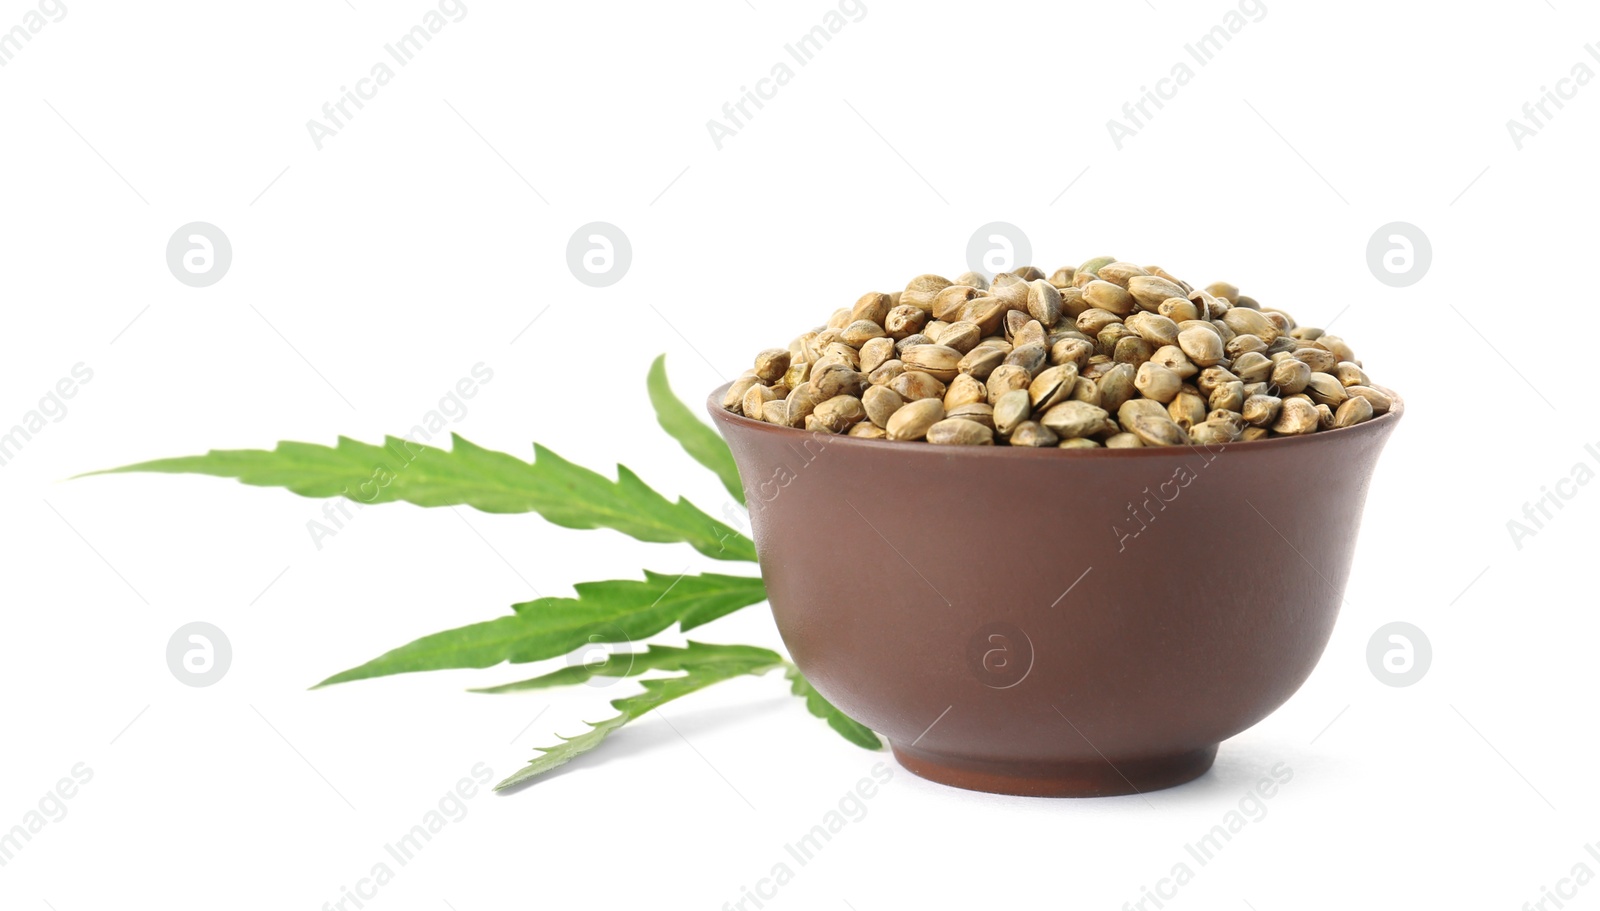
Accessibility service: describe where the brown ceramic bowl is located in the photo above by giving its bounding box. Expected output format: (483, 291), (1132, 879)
(708, 384), (1403, 797)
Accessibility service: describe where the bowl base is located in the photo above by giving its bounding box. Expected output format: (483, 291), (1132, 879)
(889, 743), (1218, 798)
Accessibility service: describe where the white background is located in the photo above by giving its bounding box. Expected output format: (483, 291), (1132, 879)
(2, 0), (1597, 908)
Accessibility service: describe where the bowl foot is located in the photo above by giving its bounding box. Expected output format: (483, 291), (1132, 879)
(889, 742), (1218, 798)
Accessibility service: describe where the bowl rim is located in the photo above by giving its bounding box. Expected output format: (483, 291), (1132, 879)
(707, 382), (1403, 460)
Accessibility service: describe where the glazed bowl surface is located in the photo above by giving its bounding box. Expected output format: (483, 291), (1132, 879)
(709, 385), (1402, 796)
